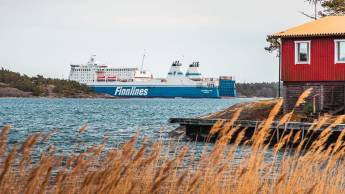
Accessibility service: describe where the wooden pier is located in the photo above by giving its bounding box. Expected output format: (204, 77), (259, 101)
(169, 118), (345, 145)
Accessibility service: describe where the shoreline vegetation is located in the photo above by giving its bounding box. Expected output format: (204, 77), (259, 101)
(1, 92), (345, 193)
(0, 68), (279, 98)
(0, 68), (112, 98)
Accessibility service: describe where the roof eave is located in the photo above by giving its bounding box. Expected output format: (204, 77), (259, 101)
(268, 33), (345, 39)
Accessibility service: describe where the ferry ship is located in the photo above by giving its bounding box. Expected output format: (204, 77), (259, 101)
(68, 55), (236, 98)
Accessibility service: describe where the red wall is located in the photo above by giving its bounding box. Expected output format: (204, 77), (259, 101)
(281, 37), (345, 81)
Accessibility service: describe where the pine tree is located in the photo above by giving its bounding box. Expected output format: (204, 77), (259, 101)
(319, 0), (345, 16)
(265, 0), (345, 53)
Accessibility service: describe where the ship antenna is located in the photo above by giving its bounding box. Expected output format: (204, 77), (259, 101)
(141, 49), (146, 72)
(89, 54), (96, 65)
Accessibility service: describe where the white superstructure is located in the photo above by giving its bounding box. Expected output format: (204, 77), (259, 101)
(167, 61), (184, 77)
(69, 55), (140, 84)
(186, 62), (202, 81)
(69, 55), (218, 87)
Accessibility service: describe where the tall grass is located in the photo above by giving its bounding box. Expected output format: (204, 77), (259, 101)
(1, 92), (345, 193)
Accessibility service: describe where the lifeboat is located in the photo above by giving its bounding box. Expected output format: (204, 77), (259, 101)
(97, 76), (106, 82)
(107, 76), (116, 81)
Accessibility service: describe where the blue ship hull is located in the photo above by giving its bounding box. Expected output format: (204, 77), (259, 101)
(89, 85), (220, 98)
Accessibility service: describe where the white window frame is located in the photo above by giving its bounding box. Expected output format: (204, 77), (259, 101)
(295, 40), (311, 64)
(334, 39), (345, 64)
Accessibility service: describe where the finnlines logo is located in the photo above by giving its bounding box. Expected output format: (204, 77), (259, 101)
(114, 87), (148, 96)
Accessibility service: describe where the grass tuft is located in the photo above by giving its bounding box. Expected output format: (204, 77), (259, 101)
(1, 90), (345, 193)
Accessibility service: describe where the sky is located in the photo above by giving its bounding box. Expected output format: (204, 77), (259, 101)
(0, 0), (318, 82)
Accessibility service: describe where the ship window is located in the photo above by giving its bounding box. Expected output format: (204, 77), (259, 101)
(335, 40), (345, 63)
(295, 41), (310, 64)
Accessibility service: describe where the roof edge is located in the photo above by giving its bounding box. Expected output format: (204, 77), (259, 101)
(269, 32), (345, 39)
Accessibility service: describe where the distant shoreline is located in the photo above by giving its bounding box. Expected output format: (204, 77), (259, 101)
(0, 86), (114, 99)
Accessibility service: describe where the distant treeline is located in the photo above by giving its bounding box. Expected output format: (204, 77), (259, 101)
(236, 82), (280, 98)
(0, 68), (91, 96)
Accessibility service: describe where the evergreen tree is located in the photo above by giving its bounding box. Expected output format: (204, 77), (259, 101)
(319, 0), (345, 16)
(0, 68), (92, 97)
(265, 0), (345, 53)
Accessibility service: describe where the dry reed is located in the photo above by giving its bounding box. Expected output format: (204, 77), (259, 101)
(1, 90), (345, 193)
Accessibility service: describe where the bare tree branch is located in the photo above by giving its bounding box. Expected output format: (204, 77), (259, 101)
(300, 11), (317, 20)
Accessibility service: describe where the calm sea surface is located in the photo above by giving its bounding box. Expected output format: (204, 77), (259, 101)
(0, 98), (260, 154)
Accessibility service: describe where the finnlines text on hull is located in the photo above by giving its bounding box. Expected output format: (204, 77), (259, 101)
(115, 87), (148, 96)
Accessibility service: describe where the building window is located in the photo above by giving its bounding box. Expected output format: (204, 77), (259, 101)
(295, 41), (310, 64)
(335, 39), (345, 63)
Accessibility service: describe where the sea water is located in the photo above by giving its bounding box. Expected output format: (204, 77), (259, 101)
(0, 98), (260, 154)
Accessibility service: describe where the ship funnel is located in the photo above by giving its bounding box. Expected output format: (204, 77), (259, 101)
(186, 61), (202, 81)
(172, 60), (182, 67)
(167, 60), (184, 77)
(189, 61), (199, 67)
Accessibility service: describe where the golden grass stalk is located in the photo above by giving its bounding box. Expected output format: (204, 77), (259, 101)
(0, 125), (11, 158)
(253, 99), (283, 147)
(1, 92), (345, 193)
(295, 88), (313, 108)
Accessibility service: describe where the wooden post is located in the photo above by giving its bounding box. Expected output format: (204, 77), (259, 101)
(313, 95), (316, 113)
(313, 94), (319, 113)
(278, 49), (281, 98)
(321, 84), (324, 111)
(283, 123), (288, 137)
(254, 121), (259, 133)
(332, 86), (335, 105)
(302, 128), (305, 139)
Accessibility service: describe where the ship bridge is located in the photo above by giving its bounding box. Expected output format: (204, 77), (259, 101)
(167, 61), (184, 77)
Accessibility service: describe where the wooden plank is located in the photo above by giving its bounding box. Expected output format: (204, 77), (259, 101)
(283, 82), (345, 114)
(169, 118), (345, 132)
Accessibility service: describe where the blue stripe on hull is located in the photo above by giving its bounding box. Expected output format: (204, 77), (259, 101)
(89, 86), (220, 98)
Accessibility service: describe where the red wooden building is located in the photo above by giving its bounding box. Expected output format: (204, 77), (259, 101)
(271, 16), (345, 114)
